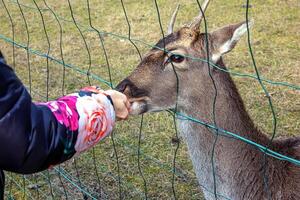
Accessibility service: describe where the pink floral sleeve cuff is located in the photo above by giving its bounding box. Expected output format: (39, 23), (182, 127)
(37, 86), (115, 155)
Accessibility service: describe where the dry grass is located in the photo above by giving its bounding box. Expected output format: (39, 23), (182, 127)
(0, 0), (299, 199)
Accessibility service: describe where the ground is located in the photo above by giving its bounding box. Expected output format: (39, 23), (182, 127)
(0, 0), (299, 199)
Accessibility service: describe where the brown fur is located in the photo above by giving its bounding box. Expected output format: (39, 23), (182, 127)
(117, 21), (300, 199)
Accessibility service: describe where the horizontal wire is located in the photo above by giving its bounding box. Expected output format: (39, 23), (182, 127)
(175, 111), (300, 166)
(53, 167), (97, 200)
(0, 34), (112, 87)
(38, 171), (71, 198)
(6, 175), (35, 200)
(5, 0), (300, 91)
(1, 30), (298, 173)
(2, 33), (297, 166)
(30, 89), (191, 179)
(2, 1), (299, 199)
(56, 162), (144, 197)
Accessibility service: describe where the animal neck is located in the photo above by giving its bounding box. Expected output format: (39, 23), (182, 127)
(179, 59), (268, 143)
(177, 59), (272, 199)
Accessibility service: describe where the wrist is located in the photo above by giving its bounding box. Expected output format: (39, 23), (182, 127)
(105, 94), (114, 108)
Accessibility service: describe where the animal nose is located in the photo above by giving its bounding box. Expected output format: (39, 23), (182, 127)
(116, 78), (131, 93)
(116, 78), (148, 98)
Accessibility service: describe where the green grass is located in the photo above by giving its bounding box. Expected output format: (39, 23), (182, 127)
(0, 0), (299, 199)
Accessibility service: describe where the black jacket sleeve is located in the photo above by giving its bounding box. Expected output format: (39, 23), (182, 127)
(0, 62), (76, 174)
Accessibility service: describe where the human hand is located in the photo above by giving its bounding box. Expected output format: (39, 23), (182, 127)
(104, 90), (130, 120)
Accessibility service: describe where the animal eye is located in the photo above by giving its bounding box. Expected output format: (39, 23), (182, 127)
(167, 54), (185, 64)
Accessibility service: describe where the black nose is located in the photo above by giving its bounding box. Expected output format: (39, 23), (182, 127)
(116, 78), (148, 98)
(116, 78), (131, 93)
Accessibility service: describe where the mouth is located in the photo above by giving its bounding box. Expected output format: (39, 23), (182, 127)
(128, 97), (149, 115)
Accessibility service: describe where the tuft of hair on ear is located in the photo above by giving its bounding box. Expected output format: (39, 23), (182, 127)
(211, 19), (254, 63)
(0, 51), (7, 64)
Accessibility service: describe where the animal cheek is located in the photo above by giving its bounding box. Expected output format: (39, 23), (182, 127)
(165, 63), (188, 71)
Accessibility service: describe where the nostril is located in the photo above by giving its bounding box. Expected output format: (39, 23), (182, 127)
(116, 79), (130, 93)
(116, 79), (148, 98)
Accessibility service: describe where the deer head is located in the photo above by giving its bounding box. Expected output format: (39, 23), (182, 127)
(116, 4), (300, 198)
(116, 0), (252, 116)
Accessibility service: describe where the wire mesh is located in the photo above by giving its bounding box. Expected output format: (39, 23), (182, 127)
(0, 0), (299, 199)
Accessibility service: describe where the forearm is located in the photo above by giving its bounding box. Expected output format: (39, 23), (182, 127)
(0, 62), (115, 174)
(0, 62), (71, 173)
(37, 86), (116, 156)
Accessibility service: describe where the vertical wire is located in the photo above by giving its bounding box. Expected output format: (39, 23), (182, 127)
(86, 1), (114, 197)
(86, 0), (117, 198)
(1, 1), (16, 198)
(119, 1), (148, 199)
(46, 171), (54, 199)
(33, 174), (40, 199)
(194, 0), (219, 199)
(86, 0), (113, 88)
(170, 93), (180, 200)
(91, 147), (102, 198)
(153, 1), (180, 199)
(8, 172), (13, 199)
(16, 0), (31, 93)
(73, 158), (88, 200)
(32, 1), (54, 198)
(55, 166), (97, 199)
(22, 175), (26, 199)
(57, 166), (68, 200)
(7, 175), (35, 200)
(245, 1), (277, 199)
(1, 0), (16, 69)
(85, 2), (119, 196)
(137, 115), (147, 199)
(2, 0), (300, 90)
(32, 0), (50, 100)
(67, 1), (93, 198)
(119, 0), (143, 60)
(15, 1), (31, 198)
(42, 0), (67, 98)
(42, 0), (66, 96)
(110, 132), (122, 200)
(67, 0), (92, 86)
(39, 171), (68, 198)
(42, 1), (69, 198)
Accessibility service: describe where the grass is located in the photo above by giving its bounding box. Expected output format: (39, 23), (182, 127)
(0, 0), (299, 199)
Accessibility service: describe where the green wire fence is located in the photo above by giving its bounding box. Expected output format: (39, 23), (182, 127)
(0, 0), (299, 199)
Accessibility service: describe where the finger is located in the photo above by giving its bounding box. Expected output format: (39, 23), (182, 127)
(125, 100), (131, 109)
(121, 108), (129, 119)
(117, 112), (128, 120)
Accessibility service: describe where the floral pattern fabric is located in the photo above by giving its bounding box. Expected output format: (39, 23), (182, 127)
(37, 86), (115, 154)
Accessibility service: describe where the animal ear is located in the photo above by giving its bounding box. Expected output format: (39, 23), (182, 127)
(210, 20), (253, 63)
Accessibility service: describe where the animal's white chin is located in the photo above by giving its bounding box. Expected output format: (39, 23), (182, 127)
(129, 101), (148, 115)
(130, 101), (170, 115)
